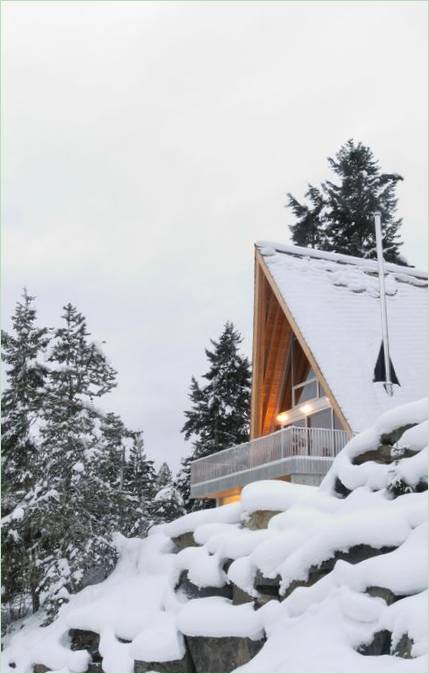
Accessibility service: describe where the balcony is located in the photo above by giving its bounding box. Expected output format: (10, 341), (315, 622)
(190, 425), (352, 498)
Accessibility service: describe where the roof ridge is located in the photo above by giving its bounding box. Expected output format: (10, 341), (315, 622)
(255, 241), (428, 280)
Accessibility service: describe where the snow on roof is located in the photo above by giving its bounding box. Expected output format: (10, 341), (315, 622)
(256, 242), (428, 433)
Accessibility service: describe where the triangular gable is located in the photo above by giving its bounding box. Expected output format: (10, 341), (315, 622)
(252, 243), (428, 435)
(251, 249), (350, 438)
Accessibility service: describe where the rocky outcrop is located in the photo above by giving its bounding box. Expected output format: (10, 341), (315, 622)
(366, 586), (401, 605)
(392, 634), (414, 659)
(232, 585), (256, 606)
(172, 532), (196, 551)
(253, 571), (281, 606)
(244, 510), (281, 530)
(134, 649), (195, 672)
(69, 629), (101, 672)
(176, 571), (233, 601)
(282, 545), (396, 598)
(358, 630), (392, 656)
(352, 424), (417, 467)
(185, 635), (265, 673)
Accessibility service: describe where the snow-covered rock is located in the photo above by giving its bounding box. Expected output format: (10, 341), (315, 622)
(2, 399), (427, 673)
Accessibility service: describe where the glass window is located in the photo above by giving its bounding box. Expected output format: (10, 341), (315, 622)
(333, 411), (344, 430)
(307, 408), (333, 429)
(294, 380), (318, 404)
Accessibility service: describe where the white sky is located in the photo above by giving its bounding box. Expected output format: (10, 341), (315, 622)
(2, 0), (427, 470)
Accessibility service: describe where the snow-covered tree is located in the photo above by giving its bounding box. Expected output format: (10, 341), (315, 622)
(33, 304), (119, 617)
(287, 140), (404, 262)
(1, 290), (49, 611)
(150, 463), (185, 525)
(177, 322), (251, 511)
(122, 430), (157, 536)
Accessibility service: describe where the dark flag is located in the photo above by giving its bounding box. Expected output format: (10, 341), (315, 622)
(373, 342), (400, 388)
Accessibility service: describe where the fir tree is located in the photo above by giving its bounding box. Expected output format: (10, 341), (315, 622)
(1, 290), (49, 612)
(287, 184), (326, 249)
(33, 304), (119, 617)
(150, 463), (185, 525)
(177, 322), (251, 511)
(323, 140), (404, 261)
(287, 140), (404, 262)
(98, 412), (137, 535)
(122, 430), (157, 536)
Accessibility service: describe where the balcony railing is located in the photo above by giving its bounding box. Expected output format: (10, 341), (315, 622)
(190, 425), (351, 493)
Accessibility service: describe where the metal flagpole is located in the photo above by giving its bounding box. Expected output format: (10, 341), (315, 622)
(374, 212), (393, 396)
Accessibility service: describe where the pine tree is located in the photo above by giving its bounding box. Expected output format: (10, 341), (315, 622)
(122, 430), (157, 536)
(287, 184), (326, 249)
(150, 463), (185, 525)
(287, 140), (404, 262)
(323, 140), (404, 261)
(33, 304), (119, 617)
(98, 412), (136, 535)
(177, 322), (251, 511)
(1, 290), (49, 613)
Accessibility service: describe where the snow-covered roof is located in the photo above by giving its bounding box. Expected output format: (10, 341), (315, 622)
(256, 241), (428, 433)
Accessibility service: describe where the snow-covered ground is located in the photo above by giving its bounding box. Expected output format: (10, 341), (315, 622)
(2, 399), (427, 673)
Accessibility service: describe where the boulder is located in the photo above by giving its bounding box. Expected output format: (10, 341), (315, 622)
(352, 444), (393, 466)
(391, 633), (414, 659)
(244, 511), (281, 531)
(387, 477), (427, 499)
(352, 424), (417, 466)
(358, 630), (392, 656)
(380, 425), (416, 446)
(283, 545), (396, 598)
(172, 532), (196, 551)
(333, 477), (351, 498)
(134, 648), (195, 673)
(69, 629), (102, 671)
(232, 584), (256, 606)
(254, 571), (281, 605)
(185, 635), (265, 673)
(366, 586), (401, 605)
(176, 570), (232, 601)
(33, 666), (51, 673)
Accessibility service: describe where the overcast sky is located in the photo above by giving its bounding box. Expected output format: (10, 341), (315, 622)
(2, 0), (427, 470)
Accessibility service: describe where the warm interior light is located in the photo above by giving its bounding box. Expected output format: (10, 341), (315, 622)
(300, 403), (312, 415)
(276, 411), (289, 424)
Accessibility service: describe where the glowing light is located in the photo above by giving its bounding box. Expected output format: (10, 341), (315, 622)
(300, 403), (312, 415)
(276, 411), (289, 425)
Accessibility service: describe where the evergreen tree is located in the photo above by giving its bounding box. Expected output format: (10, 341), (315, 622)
(177, 322), (251, 511)
(33, 304), (119, 617)
(150, 463), (185, 525)
(175, 456), (194, 513)
(1, 290), (49, 612)
(122, 430), (157, 536)
(287, 140), (404, 262)
(287, 184), (326, 249)
(98, 412), (136, 535)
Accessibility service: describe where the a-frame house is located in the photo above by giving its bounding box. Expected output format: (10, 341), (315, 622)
(191, 242), (428, 504)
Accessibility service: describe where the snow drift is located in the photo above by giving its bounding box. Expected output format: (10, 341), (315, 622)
(2, 399), (427, 673)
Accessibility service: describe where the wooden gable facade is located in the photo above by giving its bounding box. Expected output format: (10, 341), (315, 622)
(250, 249), (351, 439)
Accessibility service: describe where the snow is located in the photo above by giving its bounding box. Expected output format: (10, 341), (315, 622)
(174, 546), (226, 588)
(321, 398), (427, 494)
(2, 400), (427, 674)
(177, 597), (264, 640)
(240, 480), (316, 514)
(155, 501), (242, 538)
(256, 242), (428, 433)
(379, 591), (428, 657)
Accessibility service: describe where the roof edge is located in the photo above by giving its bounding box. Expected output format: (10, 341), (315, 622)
(255, 241), (428, 280)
